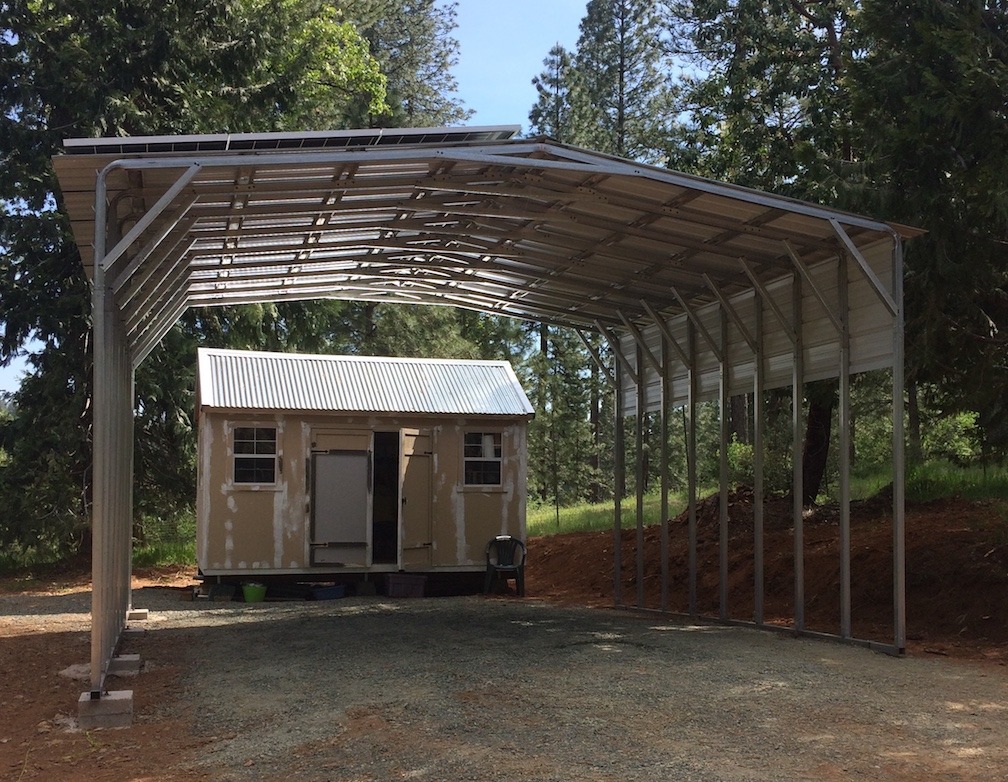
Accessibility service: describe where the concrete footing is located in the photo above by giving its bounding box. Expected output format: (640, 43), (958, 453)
(108, 654), (142, 676)
(78, 689), (133, 729)
(126, 607), (149, 621)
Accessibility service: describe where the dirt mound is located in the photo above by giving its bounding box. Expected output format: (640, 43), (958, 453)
(527, 494), (1008, 662)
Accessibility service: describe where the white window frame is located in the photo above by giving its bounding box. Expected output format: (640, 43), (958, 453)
(232, 425), (278, 485)
(463, 430), (503, 487)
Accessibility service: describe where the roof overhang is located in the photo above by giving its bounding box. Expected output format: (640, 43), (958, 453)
(53, 125), (920, 400)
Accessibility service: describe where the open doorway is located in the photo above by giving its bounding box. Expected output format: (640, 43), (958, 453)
(372, 431), (399, 564)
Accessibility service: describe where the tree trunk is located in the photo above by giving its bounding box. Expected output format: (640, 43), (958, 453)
(907, 377), (923, 465)
(802, 381), (836, 505)
(730, 394), (748, 444)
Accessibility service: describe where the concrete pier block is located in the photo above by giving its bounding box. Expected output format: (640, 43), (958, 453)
(108, 654), (141, 676)
(126, 608), (149, 621)
(78, 690), (133, 729)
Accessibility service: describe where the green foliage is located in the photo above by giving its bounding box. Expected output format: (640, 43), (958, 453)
(571, 0), (677, 161)
(529, 44), (577, 140)
(667, 0), (855, 197)
(847, 1), (1008, 446)
(0, 0), (388, 561)
(526, 325), (599, 508)
(527, 486), (718, 537)
(727, 435), (754, 486)
(344, 0), (470, 126)
(907, 461), (1008, 503)
(132, 510), (196, 567)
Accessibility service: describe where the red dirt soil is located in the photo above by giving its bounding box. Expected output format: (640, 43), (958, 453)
(528, 491), (1008, 662)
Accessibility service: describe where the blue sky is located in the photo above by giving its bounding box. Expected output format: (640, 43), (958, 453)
(452, 0), (586, 128)
(0, 0), (588, 396)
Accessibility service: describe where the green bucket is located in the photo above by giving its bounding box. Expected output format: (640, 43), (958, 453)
(242, 582), (267, 603)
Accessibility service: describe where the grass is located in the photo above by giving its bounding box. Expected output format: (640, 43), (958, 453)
(132, 538), (196, 568)
(527, 488), (717, 537)
(528, 460), (1008, 538)
(906, 461), (1008, 502)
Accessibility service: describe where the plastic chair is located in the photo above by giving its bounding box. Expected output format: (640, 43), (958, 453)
(484, 535), (526, 597)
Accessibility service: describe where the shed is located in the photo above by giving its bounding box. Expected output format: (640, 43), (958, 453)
(195, 348), (534, 581)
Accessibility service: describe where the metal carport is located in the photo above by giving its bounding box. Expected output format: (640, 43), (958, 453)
(52, 125), (920, 715)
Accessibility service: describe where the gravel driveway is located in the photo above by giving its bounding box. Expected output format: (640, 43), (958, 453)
(104, 588), (1008, 781)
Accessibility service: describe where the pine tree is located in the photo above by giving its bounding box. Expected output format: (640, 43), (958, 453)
(343, 0), (472, 126)
(572, 0), (674, 162)
(848, 0), (1008, 456)
(529, 44), (577, 140)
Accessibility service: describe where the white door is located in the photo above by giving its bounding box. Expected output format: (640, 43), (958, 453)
(310, 449), (370, 566)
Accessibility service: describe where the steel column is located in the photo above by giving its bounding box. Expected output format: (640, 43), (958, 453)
(891, 236), (907, 652)
(687, 321), (698, 617)
(660, 337), (671, 613)
(89, 163), (139, 699)
(753, 296), (765, 626)
(838, 255), (852, 638)
(635, 345), (646, 608)
(792, 271), (805, 632)
(614, 361), (625, 607)
(718, 309), (730, 620)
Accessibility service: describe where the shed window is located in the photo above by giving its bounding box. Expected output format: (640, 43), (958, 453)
(234, 426), (277, 484)
(464, 432), (502, 486)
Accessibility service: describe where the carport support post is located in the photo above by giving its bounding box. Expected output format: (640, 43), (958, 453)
(892, 237), (907, 653)
(718, 309), (730, 620)
(660, 337), (671, 613)
(753, 297), (765, 626)
(635, 344), (646, 608)
(613, 361), (625, 606)
(687, 321), (698, 617)
(792, 271), (805, 632)
(84, 168), (136, 728)
(838, 255), (852, 639)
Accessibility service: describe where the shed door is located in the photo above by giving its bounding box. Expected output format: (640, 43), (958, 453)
(400, 430), (432, 569)
(310, 450), (370, 565)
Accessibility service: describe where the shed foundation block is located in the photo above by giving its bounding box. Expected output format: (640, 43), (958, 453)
(126, 608), (149, 621)
(109, 654), (142, 676)
(78, 690), (133, 729)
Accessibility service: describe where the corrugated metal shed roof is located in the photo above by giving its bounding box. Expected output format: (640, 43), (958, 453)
(197, 348), (534, 417)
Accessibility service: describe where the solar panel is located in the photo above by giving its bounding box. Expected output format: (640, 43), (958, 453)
(62, 126), (521, 156)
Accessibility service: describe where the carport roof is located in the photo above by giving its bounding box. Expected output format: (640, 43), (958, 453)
(52, 124), (920, 367)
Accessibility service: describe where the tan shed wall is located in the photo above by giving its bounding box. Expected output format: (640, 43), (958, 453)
(196, 411), (528, 576)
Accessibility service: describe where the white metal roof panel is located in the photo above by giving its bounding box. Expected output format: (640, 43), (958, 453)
(197, 348), (534, 417)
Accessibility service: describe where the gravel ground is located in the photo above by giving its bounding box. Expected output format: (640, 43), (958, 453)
(89, 587), (1008, 781)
